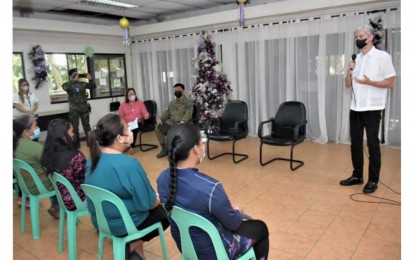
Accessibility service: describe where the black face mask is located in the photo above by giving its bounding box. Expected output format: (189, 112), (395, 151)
(356, 38), (368, 49)
(174, 91), (183, 98)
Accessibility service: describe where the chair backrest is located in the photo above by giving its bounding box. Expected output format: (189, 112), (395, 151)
(13, 158), (50, 196)
(50, 172), (88, 212)
(272, 101), (307, 138)
(221, 100), (249, 133)
(81, 184), (138, 236)
(142, 100), (157, 131)
(170, 206), (230, 260)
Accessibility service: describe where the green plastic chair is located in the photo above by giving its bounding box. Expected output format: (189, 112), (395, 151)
(170, 206), (256, 260)
(13, 158), (57, 240)
(49, 172), (90, 260)
(81, 184), (169, 260)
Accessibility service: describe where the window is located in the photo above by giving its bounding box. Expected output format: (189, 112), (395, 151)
(89, 54), (127, 98)
(12, 53), (25, 93)
(45, 53), (127, 103)
(46, 53), (90, 103)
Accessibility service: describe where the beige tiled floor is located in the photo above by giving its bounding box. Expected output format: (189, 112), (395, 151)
(13, 134), (401, 259)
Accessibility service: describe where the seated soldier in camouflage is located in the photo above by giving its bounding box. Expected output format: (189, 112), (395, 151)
(62, 68), (96, 148)
(155, 83), (194, 158)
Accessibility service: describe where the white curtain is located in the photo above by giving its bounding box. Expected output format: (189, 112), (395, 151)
(131, 9), (401, 147)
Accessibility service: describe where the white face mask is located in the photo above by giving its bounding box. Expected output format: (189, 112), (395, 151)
(30, 127), (40, 140)
(128, 95), (136, 102)
(21, 86), (29, 91)
(119, 129), (134, 152)
(196, 144), (206, 164)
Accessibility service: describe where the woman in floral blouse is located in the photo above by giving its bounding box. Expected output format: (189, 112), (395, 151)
(41, 118), (86, 210)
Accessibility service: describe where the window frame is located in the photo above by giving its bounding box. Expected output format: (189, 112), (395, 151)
(12, 52), (26, 93)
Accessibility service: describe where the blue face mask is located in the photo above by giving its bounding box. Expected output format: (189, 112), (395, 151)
(31, 127), (40, 140)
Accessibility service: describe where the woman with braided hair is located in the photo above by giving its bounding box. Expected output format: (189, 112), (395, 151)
(157, 123), (269, 260)
(85, 113), (169, 260)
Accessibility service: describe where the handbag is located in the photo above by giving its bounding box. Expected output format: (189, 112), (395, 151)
(109, 97), (120, 112)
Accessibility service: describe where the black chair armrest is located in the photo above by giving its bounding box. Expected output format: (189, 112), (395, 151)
(292, 121), (307, 141)
(232, 119), (248, 136)
(257, 118), (273, 139)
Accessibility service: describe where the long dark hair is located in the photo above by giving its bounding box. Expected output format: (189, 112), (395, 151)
(164, 123), (201, 212)
(18, 78), (30, 104)
(124, 88), (137, 103)
(89, 113), (125, 173)
(41, 119), (76, 174)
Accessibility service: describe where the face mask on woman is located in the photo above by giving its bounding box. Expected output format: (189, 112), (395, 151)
(197, 144), (206, 164)
(128, 95), (136, 102)
(21, 86), (29, 92)
(31, 127), (40, 140)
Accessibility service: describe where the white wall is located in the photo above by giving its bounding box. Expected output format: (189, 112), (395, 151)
(13, 29), (132, 131)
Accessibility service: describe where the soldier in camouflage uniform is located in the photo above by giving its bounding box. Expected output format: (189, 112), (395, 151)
(155, 83), (194, 158)
(62, 68), (96, 148)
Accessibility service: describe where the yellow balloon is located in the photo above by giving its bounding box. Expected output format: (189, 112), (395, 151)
(237, 0), (248, 4)
(119, 17), (130, 29)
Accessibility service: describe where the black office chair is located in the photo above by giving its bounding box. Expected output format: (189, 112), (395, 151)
(136, 100), (158, 152)
(205, 100), (249, 164)
(258, 101), (307, 171)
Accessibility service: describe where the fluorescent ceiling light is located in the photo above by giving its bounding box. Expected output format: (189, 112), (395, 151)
(78, 0), (138, 10)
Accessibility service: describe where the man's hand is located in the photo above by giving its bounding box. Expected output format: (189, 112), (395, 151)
(156, 118), (162, 125)
(354, 74), (371, 85)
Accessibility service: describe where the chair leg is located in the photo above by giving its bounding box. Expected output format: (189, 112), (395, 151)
(58, 210), (65, 253)
(288, 144), (304, 171)
(98, 234), (105, 260)
(137, 132), (158, 152)
(207, 139), (248, 164)
(259, 143), (304, 171)
(113, 240), (126, 260)
(30, 197), (40, 240)
(67, 214), (77, 260)
(20, 194), (27, 234)
(157, 225), (169, 260)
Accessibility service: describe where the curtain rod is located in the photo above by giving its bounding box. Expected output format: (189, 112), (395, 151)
(132, 7), (398, 44)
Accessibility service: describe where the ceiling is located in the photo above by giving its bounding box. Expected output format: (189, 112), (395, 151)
(13, 0), (286, 26)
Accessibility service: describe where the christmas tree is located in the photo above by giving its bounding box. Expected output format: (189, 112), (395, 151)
(192, 31), (233, 132)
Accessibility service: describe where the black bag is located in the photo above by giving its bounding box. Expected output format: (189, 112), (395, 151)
(109, 97), (120, 112)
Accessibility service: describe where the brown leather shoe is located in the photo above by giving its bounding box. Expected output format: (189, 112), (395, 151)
(339, 176), (363, 186)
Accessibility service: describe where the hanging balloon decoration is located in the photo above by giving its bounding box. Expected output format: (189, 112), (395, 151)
(119, 17), (130, 46)
(236, 0), (249, 27)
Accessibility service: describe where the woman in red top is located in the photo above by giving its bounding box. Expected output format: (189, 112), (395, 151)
(119, 88), (149, 149)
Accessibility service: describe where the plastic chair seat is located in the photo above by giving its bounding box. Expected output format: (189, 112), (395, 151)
(13, 158), (57, 240)
(170, 206), (256, 260)
(50, 172), (90, 260)
(81, 184), (168, 260)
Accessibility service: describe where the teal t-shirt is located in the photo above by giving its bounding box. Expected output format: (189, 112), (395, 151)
(85, 153), (157, 236)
